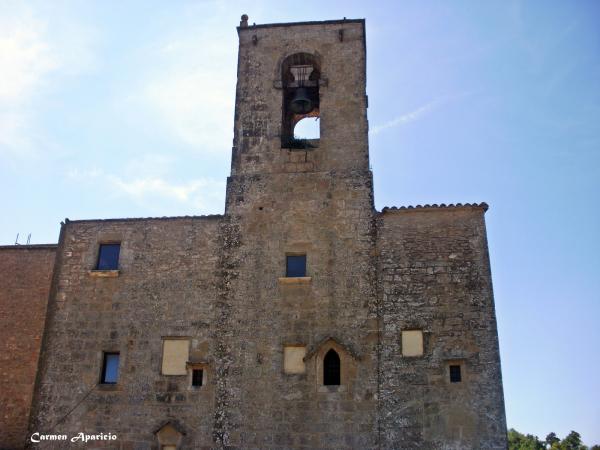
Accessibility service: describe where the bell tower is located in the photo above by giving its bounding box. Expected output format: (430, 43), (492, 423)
(214, 16), (379, 448)
(226, 16), (371, 212)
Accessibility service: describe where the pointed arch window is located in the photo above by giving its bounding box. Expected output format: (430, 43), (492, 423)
(323, 349), (341, 385)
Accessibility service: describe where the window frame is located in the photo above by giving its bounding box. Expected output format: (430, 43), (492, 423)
(95, 242), (121, 271)
(100, 352), (120, 385)
(449, 364), (462, 383)
(285, 254), (307, 278)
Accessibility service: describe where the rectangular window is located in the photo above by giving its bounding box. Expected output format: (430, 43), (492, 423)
(192, 369), (204, 387)
(161, 339), (189, 375)
(286, 255), (306, 277)
(96, 243), (120, 270)
(449, 364), (462, 383)
(101, 352), (119, 384)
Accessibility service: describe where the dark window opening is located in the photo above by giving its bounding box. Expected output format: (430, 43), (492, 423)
(323, 349), (341, 386)
(449, 365), (462, 383)
(101, 352), (119, 384)
(96, 243), (120, 270)
(192, 369), (203, 387)
(286, 255), (306, 277)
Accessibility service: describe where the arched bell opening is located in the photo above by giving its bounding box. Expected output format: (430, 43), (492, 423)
(281, 53), (321, 149)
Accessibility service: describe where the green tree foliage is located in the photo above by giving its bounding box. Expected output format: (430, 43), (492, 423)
(562, 431), (584, 450)
(547, 433), (560, 447)
(508, 428), (596, 450)
(508, 428), (545, 450)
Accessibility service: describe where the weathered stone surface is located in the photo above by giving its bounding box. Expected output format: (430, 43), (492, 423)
(0, 245), (56, 449)
(18, 17), (506, 450)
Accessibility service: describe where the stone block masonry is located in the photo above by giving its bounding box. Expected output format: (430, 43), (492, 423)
(13, 16), (507, 449)
(0, 245), (56, 449)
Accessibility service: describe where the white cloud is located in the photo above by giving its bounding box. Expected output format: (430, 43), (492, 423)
(0, 2), (96, 157)
(370, 100), (439, 135)
(130, 10), (238, 153)
(68, 168), (225, 212)
(0, 9), (57, 103)
(370, 92), (475, 135)
(141, 67), (235, 152)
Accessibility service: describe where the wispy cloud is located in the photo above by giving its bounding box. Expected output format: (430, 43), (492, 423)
(370, 100), (440, 135)
(0, 3), (96, 157)
(370, 92), (475, 135)
(129, 7), (237, 153)
(0, 5), (56, 155)
(0, 10), (57, 102)
(67, 168), (225, 212)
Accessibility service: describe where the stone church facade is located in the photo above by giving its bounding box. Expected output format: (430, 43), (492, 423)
(0, 17), (507, 450)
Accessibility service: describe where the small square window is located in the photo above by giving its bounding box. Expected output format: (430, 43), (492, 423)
(449, 365), (462, 383)
(96, 243), (120, 270)
(101, 352), (119, 384)
(286, 255), (306, 277)
(192, 369), (203, 387)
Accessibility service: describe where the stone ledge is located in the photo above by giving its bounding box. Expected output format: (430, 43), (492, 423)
(278, 277), (312, 285)
(88, 270), (120, 278)
(97, 384), (121, 391)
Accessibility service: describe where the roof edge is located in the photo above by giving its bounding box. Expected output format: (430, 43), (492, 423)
(380, 202), (489, 214)
(237, 18), (365, 32)
(64, 214), (224, 225)
(0, 244), (58, 250)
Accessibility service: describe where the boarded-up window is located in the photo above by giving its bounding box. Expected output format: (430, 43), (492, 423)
(162, 339), (189, 375)
(401, 330), (424, 357)
(283, 345), (306, 374)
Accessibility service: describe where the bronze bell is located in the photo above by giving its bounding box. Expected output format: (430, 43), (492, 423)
(289, 87), (313, 114)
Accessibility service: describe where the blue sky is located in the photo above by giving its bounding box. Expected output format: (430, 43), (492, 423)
(1, 0), (599, 444)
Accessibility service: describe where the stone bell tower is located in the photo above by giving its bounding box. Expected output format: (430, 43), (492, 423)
(226, 15), (371, 209)
(215, 16), (379, 448)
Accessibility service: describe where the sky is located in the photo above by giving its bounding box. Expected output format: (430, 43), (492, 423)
(1, 0), (599, 445)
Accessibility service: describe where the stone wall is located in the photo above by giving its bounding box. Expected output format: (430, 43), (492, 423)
(377, 205), (507, 449)
(0, 245), (56, 449)
(23, 17), (507, 450)
(29, 217), (221, 449)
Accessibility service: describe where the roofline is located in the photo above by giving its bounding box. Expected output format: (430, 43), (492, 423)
(237, 18), (365, 32)
(379, 202), (489, 214)
(0, 244), (58, 250)
(63, 214), (223, 225)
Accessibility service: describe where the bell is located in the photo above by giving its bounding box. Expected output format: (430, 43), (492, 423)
(289, 88), (313, 114)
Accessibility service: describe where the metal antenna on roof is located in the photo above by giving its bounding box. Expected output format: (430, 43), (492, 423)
(27, 234), (31, 245)
(15, 233), (19, 245)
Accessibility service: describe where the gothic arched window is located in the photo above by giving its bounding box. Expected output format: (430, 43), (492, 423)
(323, 349), (341, 385)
